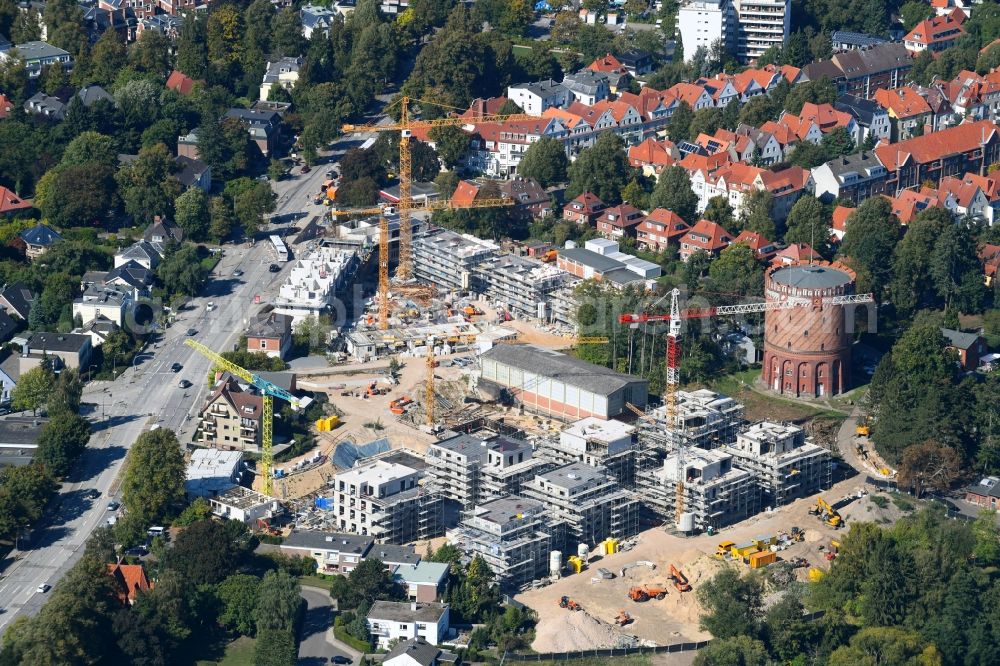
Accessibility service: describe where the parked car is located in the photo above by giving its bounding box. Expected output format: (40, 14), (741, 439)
(186, 328), (197, 336)
(178, 379), (192, 389)
(107, 500), (120, 512)
(206, 302), (216, 312)
(268, 264), (280, 273)
(171, 362), (183, 372)
(301, 164), (311, 174)
(36, 583), (50, 594)
(233, 269), (243, 277)
(332, 657), (352, 665)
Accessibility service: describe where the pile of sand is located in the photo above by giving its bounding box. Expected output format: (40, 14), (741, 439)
(532, 608), (620, 652)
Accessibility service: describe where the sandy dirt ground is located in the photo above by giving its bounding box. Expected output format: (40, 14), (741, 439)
(519, 475), (893, 652)
(504, 319), (577, 350)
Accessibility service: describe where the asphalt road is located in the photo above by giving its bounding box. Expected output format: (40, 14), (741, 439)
(298, 586), (356, 665)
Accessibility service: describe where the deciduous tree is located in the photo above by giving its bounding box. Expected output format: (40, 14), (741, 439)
(650, 166), (698, 222)
(121, 428), (186, 527)
(517, 137), (569, 188)
(566, 133), (632, 204)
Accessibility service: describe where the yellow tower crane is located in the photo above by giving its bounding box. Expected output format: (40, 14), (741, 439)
(185, 339), (312, 495)
(426, 337), (435, 427)
(342, 97), (540, 279)
(329, 197), (512, 330)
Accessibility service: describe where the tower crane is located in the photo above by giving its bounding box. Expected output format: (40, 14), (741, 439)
(342, 97), (540, 279)
(329, 196), (511, 330)
(620, 288), (874, 530)
(185, 339), (313, 496)
(426, 337), (435, 427)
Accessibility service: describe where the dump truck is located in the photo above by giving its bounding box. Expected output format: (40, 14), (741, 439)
(628, 585), (668, 602)
(558, 596), (582, 611)
(668, 564), (691, 592)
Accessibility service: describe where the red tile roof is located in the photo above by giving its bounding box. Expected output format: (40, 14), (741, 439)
(874, 120), (998, 172)
(831, 205), (855, 234)
(461, 97), (509, 120)
(166, 70), (196, 96)
(628, 138), (676, 170)
(959, 172), (1000, 200)
(734, 229), (776, 258)
(886, 188), (940, 224)
(568, 191), (606, 214)
(0, 94), (12, 120)
(107, 563), (153, 605)
(643, 208), (690, 237)
(796, 102), (854, 133)
(597, 203), (645, 229)
(588, 53), (627, 74)
(938, 175), (984, 208)
(667, 82), (709, 108)
(772, 243), (821, 265)
(451, 180), (481, 208)
(904, 11), (966, 49)
(980, 243), (1000, 279)
(0, 186), (32, 215)
(873, 86), (932, 119)
(680, 219), (733, 253)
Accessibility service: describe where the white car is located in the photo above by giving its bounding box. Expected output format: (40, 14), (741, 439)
(206, 302), (216, 312)
(36, 583), (50, 594)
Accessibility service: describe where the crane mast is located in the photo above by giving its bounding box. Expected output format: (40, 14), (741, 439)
(398, 97), (413, 279)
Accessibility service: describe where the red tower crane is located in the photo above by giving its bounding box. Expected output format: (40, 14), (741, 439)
(620, 288), (873, 530)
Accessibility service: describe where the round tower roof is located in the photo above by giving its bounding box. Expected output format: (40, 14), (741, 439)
(770, 264), (853, 290)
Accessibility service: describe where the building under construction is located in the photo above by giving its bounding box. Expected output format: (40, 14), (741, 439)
(412, 228), (499, 292)
(329, 460), (443, 544)
(446, 496), (555, 591)
(636, 447), (758, 531)
(425, 430), (551, 509)
(536, 417), (638, 487)
(520, 461), (639, 551)
(727, 421), (833, 508)
(473, 253), (575, 321)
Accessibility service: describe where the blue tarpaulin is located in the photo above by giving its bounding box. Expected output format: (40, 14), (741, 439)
(330, 438), (391, 470)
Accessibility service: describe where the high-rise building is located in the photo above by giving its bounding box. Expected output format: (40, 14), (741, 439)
(677, 0), (734, 63)
(733, 0), (790, 63)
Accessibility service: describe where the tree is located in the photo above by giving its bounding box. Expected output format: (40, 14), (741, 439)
(334, 558), (405, 609)
(209, 196), (234, 242)
(897, 440), (962, 497)
(930, 223), (985, 312)
(216, 574), (261, 636)
(120, 428), (186, 528)
(693, 635), (768, 666)
(409, 140), (441, 182)
(650, 166), (698, 222)
(900, 0), (933, 30)
(821, 126), (854, 158)
(129, 29), (171, 75)
(838, 196), (899, 294)
(668, 101), (694, 143)
(268, 159), (286, 182)
(697, 567), (763, 639)
(739, 190), (775, 239)
(174, 188), (210, 241)
(88, 29), (126, 86)
(116, 143), (183, 223)
(35, 412), (91, 477)
(254, 628), (297, 666)
(566, 133), (632, 204)
(272, 8), (306, 56)
(889, 207), (950, 313)
(689, 107), (724, 139)
(11, 365), (55, 414)
(61, 131), (118, 170)
(157, 244), (209, 298)
(233, 182), (276, 238)
(784, 195), (831, 254)
(703, 195), (736, 233)
(427, 125), (471, 169)
(827, 627), (935, 666)
(167, 519), (241, 585)
(0, 464), (57, 540)
(784, 76), (836, 115)
(788, 141), (831, 169)
(709, 243), (764, 297)
(37, 164), (117, 228)
(517, 137), (569, 188)
(256, 569), (301, 633)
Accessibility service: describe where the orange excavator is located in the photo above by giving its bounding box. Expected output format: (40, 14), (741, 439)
(614, 610), (633, 625)
(559, 596), (582, 611)
(628, 585), (668, 602)
(668, 564), (691, 592)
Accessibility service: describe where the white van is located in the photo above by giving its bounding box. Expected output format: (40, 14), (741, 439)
(147, 526), (165, 538)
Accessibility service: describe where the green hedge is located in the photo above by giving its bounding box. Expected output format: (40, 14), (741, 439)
(333, 627), (370, 653)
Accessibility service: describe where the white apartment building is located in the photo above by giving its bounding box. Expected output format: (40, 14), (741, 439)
(677, 0), (734, 63)
(367, 601), (450, 649)
(506, 80), (571, 115)
(733, 0), (790, 63)
(273, 245), (359, 324)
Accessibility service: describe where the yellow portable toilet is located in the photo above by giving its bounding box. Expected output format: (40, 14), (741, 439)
(567, 555), (583, 573)
(316, 418), (328, 432)
(603, 538), (619, 555)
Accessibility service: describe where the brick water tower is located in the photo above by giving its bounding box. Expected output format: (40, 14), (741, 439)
(762, 261), (857, 398)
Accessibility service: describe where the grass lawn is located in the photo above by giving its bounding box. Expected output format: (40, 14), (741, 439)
(703, 369), (848, 423)
(511, 43), (532, 55)
(194, 636), (256, 666)
(299, 574), (335, 591)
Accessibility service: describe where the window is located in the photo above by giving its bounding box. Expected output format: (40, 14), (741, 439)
(260, 339), (267, 349)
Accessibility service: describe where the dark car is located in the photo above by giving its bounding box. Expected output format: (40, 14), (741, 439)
(268, 264), (280, 273)
(178, 379), (192, 389)
(301, 164), (311, 174)
(332, 658), (352, 665)
(186, 328), (197, 336)
(171, 362), (183, 372)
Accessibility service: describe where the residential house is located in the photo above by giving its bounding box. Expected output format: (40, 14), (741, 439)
(0, 283), (35, 320)
(628, 138), (677, 176)
(873, 87), (933, 140)
(734, 124), (785, 164)
(903, 9), (966, 53)
(166, 70), (196, 96)
(830, 30), (888, 51)
(793, 102), (860, 144)
(74, 316), (121, 348)
(367, 601), (450, 649)
(107, 563), (153, 606)
(0, 94), (12, 119)
(617, 49), (653, 76)
(938, 175), (991, 221)
(0, 41), (71, 78)
(966, 476), (1000, 509)
(636, 209), (690, 252)
(19, 224), (62, 259)
(667, 82), (715, 110)
(77, 85), (113, 108)
(588, 54), (632, 92)
(245, 309), (293, 359)
(470, 117), (568, 177)
(383, 639), (454, 666)
(137, 14), (183, 40)
(505, 80), (570, 115)
(812, 151), (889, 204)
(0, 310), (17, 345)
(223, 108), (283, 157)
(980, 243), (1000, 286)
(562, 70), (610, 106)
(393, 561), (450, 602)
(562, 191), (606, 225)
(21, 332), (92, 371)
(0, 360), (17, 405)
(115, 241), (162, 270)
(678, 219), (733, 261)
(873, 120), (1000, 196)
(0, 186), (31, 217)
(886, 188), (943, 224)
(198, 374), (265, 452)
(143, 215), (184, 252)
(596, 203), (645, 240)
(958, 172), (1000, 224)
(733, 230), (777, 260)
(300, 4), (336, 38)
(500, 177), (551, 220)
(772, 243), (821, 265)
(931, 0), (972, 17)
(697, 77), (740, 107)
(801, 43), (912, 99)
(73, 283), (132, 327)
(174, 155), (211, 191)
(618, 86), (678, 136)
(834, 94), (891, 145)
(259, 57), (302, 102)
(23, 93), (66, 120)
(692, 163), (810, 223)
(177, 129), (200, 160)
(773, 111), (824, 146)
(940, 327), (987, 371)
(830, 205), (854, 242)
(279, 531), (376, 574)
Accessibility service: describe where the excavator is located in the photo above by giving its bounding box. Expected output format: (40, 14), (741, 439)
(614, 610), (633, 626)
(558, 596), (582, 611)
(809, 497), (843, 529)
(668, 564), (691, 592)
(628, 585), (669, 602)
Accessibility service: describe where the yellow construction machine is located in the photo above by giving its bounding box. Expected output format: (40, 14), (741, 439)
(810, 497), (843, 529)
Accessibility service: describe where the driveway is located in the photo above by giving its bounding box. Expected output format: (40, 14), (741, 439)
(299, 586), (358, 665)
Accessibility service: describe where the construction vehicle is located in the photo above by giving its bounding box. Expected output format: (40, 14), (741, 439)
(256, 517), (280, 537)
(716, 541), (736, 559)
(614, 610), (633, 626)
(668, 564), (691, 592)
(185, 340), (312, 495)
(558, 596), (582, 611)
(619, 287), (874, 530)
(810, 497), (843, 529)
(541, 249), (558, 263)
(462, 305), (483, 317)
(856, 420), (870, 437)
(790, 526), (804, 542)
(628, 585), (669, 602)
